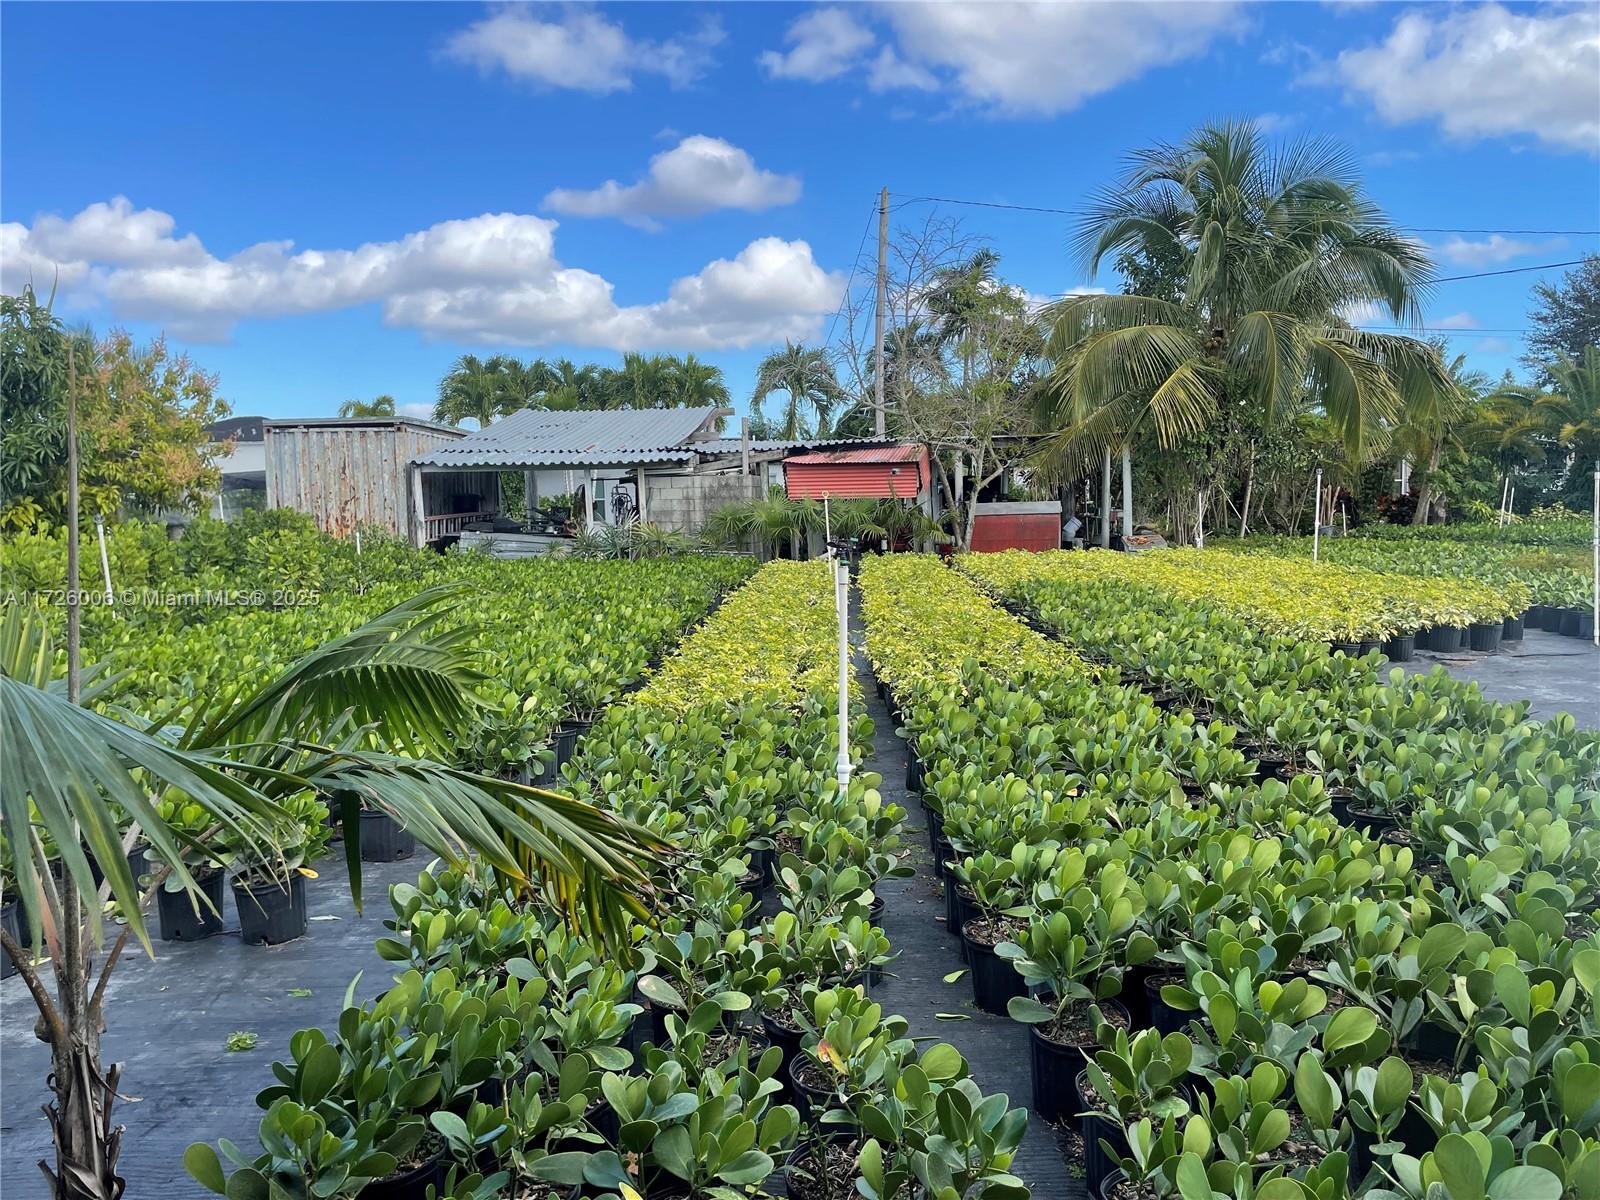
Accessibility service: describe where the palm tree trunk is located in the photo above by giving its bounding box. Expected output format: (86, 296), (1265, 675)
(1410, 443), (1443, 525)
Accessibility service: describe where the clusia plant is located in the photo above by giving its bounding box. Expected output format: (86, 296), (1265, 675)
(0, 585), (664, 1200)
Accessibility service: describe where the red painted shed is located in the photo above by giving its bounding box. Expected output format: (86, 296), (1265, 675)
(783, 444), (930, 500)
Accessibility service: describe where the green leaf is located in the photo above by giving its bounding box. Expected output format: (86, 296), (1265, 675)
(184, 1144), (228, 1195)
(1485, 1166), (1562, 1200)
(920, 1043), (964, 1081)
(1434, 1133), (1488, 1200)
(1006, 995), (1054, 1024)
(1323, 1007), (1379, 1054)
(1175, 1152), (1214, 1200)
(943, 969), (969, 984)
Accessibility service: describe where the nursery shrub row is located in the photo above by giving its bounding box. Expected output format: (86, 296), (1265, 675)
(189, 558), (1035, 1200)
(860, 553), (1600, 1200)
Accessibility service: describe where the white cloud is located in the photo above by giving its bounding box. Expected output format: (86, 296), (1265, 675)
(398, 401), (436, 420)
(879, 1), (1240, 115)
(756, 2), (1239, 114)
(444, 6), (723, 93)
(1339, 300), (1387, 326)
(759, 7), (875, 81)
(1429, 312), (1479, 330)
(2, 198), (843, 351)
(1335, 4), (1600, 153)
(1432, 234), (1563, 268)
(1253, 111), (1298, 134)
(866, 46), (938, 93)
(543, 136), (801, 228)
(1475, 336), (1512, 355)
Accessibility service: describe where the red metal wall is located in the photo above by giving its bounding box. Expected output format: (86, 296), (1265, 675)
(969, 513), (1060, 553)
(786, 462), (916, 500)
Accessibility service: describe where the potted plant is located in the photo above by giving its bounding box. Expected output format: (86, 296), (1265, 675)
(230, 790), (331, 945)
(998, 902), (1132, 1122)
(141, 794), (233, 941)
(1077, 1027), (1197, 1195)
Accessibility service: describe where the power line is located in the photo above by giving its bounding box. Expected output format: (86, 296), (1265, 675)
(891, 193), (1600, 238)
(821, 199), (879, 352)
(1434, 260), (1588, 282)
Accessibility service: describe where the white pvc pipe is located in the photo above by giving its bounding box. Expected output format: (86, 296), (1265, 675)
(95, 515), (114, 608)
(1312, 469), (1323, 562)
(1500, 476), (1511, 528)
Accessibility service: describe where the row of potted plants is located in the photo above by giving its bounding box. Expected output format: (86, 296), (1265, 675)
(992, 547), (1529, 650)
(1222, 534), (1595, 640)
(191, 558), (1034, 1199)
(857, 553), (1599, 1200)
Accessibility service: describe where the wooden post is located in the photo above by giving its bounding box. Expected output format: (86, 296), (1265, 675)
(741, 417), (751, 475)
(409, 465), (426, 547)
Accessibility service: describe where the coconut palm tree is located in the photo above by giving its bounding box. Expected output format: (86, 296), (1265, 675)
(1039, 120), (1449, 468)
(1463, 378), (1565, 512)
(336, 394), (397, 418)
(0, 587), (663, 1199)
(925, 248), (1002, 390)
(751, 343), (847, 440)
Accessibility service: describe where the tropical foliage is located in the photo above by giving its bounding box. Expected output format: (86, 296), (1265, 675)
(433, 352), (731, 428)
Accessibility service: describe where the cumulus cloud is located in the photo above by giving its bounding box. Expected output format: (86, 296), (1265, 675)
(758, 2), (1239, 115)
(1429, 312), (1479, 330)
(758, 7), (875, 81)
(1432, 234), (1564, 268)
(1335, 4), (1600, 153)
(444, 5), (723, 93)
(543, 136), (801, 228)
(2, 198), (843, 351)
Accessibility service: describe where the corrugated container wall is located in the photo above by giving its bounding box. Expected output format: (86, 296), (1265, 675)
(264, 422), (463, 539)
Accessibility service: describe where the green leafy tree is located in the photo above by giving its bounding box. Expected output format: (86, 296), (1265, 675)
(1523, 254), (1600, 385)
(1039, 120), (1449, 467)
(751, 342), (847, 439)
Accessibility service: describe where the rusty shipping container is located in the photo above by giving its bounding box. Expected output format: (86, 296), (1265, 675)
(263, 418), (470, 540)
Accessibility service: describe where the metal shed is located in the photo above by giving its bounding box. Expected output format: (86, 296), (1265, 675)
(263, 417), (472, 540)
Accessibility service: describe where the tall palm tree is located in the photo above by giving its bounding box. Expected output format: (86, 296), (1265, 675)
(1, 588), (662, 1198)
(434, 354), (529, 428)
(668, 353), (730, 410)
(1396, 348), (1483, 524)
(1464, 378), (1564, 508)
(1548, 346), (1600, 476)
(1039, 120), (1449, 467)
(336, 394), (397, 418)
(925, 248), (1001, 390)
(605, 352), (679, 410)
(751, 342), (847, 439)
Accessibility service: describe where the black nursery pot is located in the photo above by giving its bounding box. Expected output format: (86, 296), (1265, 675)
(1332, 641), (1361, 657)
(760, 1010), (805, 1094)
(1527, 604), (1552, 631)
(1025, 999), (1132, 1125)
(1346, 805), (1401, 836)
(360, 1144), (447, 1200)
(1435, 624), (1467, 652)
(158, 868), (228, 942)
(1328, 790), (1356, 825)
(906, 750), (924, 795)
(233, 872), (308, 945)
(1, 900), (22, 980)
(1382, 634), (1416, 663)
(945, 883), (978, 945)
(1358, 639), (1382, 658)
(1468, 622), (1502, 653)
(932, 834), (955, 880)
(1502, 614), (1525, 642)
(1575, 611), (1597, 639)
(1144, 973), (1191, 1035)
(962, 922), (1025, 1015)
(1075, 1069), (1129, 1196)
(360, 809), (416, 862)
(553, 716), (592, 767)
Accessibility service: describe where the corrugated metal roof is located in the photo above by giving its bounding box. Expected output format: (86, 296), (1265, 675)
(691, 436), (898, 456)
(413, 407), (723, 468)
(783, 444), (926, 466)
(264, 416), (467, 437)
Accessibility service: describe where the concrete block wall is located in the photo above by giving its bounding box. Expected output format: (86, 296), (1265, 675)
(646, 473), (763, 535)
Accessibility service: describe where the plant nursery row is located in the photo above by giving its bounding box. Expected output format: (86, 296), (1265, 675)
(1221, 535), (1595, 636)
(186, 558), (1035, 1200)
(852, 551), (1595, 1200)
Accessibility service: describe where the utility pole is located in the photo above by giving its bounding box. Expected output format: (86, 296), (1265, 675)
(873, 187), (888, 438)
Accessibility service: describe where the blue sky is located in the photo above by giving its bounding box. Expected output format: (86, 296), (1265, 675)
(3, 1), (1597, 423)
